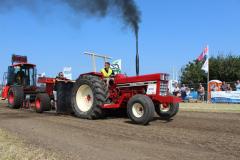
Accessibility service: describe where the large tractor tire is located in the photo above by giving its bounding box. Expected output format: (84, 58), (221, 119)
(155, 103), (179, 120)
(8, 86), (24, 109)
(55, 81), (74, 114)
(127, 94), (155, 125)
(35, 93), (51, 113)
(71, 75), (108, 119)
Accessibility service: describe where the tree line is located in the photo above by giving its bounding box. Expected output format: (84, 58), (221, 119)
(180, 54), (240, 89)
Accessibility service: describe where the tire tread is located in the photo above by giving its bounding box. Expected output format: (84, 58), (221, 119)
(72, 75), (108, 119)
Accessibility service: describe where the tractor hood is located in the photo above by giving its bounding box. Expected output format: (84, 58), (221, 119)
(114, 73), (169, 85)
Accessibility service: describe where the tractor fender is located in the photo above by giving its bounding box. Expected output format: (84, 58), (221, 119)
(1, 86), (10, 100)
(151, 95), (181, 104)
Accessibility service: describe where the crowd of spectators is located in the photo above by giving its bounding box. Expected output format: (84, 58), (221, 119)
(216, 80), (240, 91)
(172, 80), (240, 101)
(173, 83), (190, 100)
(173, 83), (205, 101)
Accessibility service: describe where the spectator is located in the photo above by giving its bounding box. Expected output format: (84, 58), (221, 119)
(56, 72), (64, 79)
(226, 84), (232, 91)
(173, 83), (180, 97)
(221, 81), (228, 91)
(235, 80), (240, 91)
(186, 87), (191, 96)
(211, 84), (218, 91)
(198, 84), (205, 101)
(180, 84), (187, 100)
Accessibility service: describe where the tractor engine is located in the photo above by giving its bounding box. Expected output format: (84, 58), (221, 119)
(108, 73), (170, 105)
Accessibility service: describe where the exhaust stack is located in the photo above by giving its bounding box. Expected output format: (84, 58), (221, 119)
(136, 32), (139, 76)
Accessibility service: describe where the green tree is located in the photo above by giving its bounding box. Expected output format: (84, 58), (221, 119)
(180, 60), (206, 88)
(180, 54), (240, 87)
(209, 55), (240, 82)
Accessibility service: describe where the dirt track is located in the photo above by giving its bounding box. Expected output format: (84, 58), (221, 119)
(0, 103), (240, 160)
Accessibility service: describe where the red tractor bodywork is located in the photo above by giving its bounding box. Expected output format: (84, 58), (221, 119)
(1, 86), (10, 100)
(37, 77), (56, 97)
(1, 63), (37, 100)
(79, 72), (181, 109)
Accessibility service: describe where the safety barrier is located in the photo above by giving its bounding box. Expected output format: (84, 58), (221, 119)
(211, 91), (240, 104)
(184, 91), (199, 101)
(211, 97), (240, 103)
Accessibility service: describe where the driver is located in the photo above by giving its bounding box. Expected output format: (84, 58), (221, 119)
(15, 70), (25, 85)
(101, 62), (114, 78)
(101, 62), (115, 90)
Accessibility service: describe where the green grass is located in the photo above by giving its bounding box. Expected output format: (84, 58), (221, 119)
(0, 129), (59, 160)
(180, 103), (240, 113)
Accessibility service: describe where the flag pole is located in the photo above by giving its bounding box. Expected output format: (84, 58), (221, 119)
(199, 45), (209, 103)
(207, 45), (210, 103)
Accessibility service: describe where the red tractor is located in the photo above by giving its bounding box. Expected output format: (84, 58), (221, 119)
(69, 72), (181, 125)
(2, 55), (181, 125)
(1, 55), (52, 113)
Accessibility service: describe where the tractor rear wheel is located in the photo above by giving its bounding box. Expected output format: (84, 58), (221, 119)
(35, 93), (51, 113)
(127, 94), (155, 125)
(71, 75), (108, 119)
(155, 103), (179, 120)
(8, 86), (24, 109)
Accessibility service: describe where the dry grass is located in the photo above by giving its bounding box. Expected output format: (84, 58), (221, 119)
(180, 102), (240, 113)
(0, 129), (59, 160)
(0, 100), (7, 105)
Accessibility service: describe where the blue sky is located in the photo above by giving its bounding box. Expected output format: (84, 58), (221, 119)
(1, 0), (240, 80)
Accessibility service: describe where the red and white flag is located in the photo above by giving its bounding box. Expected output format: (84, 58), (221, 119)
(197, 46), (208, 62)
(201, 58), (208, 73)
(200, 45), (209, 73)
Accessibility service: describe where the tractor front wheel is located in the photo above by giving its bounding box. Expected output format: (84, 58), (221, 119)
(127, 94), (155, 125)
(35, 93), (51, 113)
(8, 86), (24, 109)
(155, 103), (179, 120)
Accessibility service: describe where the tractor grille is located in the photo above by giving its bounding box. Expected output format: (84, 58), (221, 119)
(160, 82), (168, 96)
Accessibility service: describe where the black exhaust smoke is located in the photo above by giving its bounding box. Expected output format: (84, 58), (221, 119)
(0, 0), (141, 75)
(113, 0), (141, 75)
